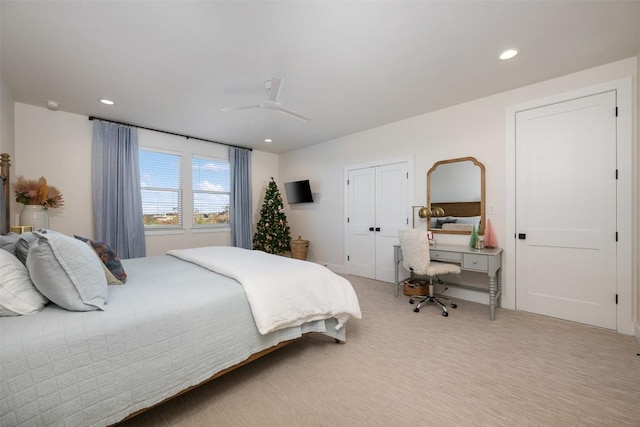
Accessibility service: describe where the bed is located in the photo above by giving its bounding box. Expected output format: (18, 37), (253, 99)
(0, 153), (361, 426)
(429, 201), (481, 231)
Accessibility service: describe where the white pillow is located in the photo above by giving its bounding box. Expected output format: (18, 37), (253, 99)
(27, 230), (109, 311)
(0, 249), (48, 316)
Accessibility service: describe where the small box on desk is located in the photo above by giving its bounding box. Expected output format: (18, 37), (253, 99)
(10, 225), (33, 234)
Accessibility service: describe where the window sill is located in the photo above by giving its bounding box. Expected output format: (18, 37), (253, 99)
(144, 228), (185, 236)
(191, 226), (231, 234)
(143, 226), (231, 236)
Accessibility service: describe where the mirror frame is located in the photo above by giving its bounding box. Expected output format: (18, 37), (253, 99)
(427, 156), (485, 235)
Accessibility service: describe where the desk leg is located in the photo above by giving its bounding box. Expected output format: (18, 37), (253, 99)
(394, 260), (399, 297)
(497, 269), (502, 308)
(489, 274), (497, 320)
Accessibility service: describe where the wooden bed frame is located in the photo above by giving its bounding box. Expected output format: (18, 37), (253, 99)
(116, 339), (295, 424)
(1, 153), (11, 235)
(431, 201), (481, 218)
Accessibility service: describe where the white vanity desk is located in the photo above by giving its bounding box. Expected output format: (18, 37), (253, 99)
(394, 243), (503, 320)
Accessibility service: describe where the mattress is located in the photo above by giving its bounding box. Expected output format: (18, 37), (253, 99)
(0, 255), (341, 426)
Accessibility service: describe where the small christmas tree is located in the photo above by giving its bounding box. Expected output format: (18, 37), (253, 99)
(469, 224), (479, 248)
(253, 178), (291, 254)
(484, 218), (498, 248)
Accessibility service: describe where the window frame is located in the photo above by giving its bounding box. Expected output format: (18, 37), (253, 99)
(139, 147), (184, 231)
(191, 154), (231, 229)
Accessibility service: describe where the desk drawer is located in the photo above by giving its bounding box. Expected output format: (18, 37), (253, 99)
(431, 250), (461, 263)
(463, 253), (488, 272)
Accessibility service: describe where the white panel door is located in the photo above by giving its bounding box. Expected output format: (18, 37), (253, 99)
(347, 161), (409, 282)
(347, 167), (376, 278)
(515, 91), (617, 329)
(375, 162), (408, 282)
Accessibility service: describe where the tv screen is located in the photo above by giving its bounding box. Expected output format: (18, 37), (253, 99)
(284, 179), (314, 204)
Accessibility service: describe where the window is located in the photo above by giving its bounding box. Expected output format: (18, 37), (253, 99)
(139, 148), (230, 232)
(139, 149), (182, 228)
(192, 156), (230, 227)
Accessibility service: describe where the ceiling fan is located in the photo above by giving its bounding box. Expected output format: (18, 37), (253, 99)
(221, 76), (311, 122)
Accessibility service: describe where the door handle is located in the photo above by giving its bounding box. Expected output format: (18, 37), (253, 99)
(375, 227), (381, 232)
(369, 227), (375, 232)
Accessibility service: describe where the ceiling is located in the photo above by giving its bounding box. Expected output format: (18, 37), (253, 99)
(2, 1), (640, 154)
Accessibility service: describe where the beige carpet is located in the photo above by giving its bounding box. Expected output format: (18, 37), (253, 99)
(121, 275), (640, 427)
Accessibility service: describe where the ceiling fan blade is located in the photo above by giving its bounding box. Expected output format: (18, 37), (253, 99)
(220, 105), (260, 112)
(277, 106), (311, 122)
(267, 76), (284, 102)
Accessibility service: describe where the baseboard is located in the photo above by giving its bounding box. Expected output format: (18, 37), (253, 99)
(322, 262), (346, 275)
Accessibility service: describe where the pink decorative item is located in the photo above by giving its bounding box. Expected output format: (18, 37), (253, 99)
(484, 218), (498, 249)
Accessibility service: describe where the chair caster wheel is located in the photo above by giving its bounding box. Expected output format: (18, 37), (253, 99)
(413, 308), (420, 313)
(409, 299), (415, 304)
(442, 311), (449, 317)
(451, 303), (458, 309)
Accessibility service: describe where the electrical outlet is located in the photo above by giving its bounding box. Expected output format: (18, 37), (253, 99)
(488, 204), (495, 215)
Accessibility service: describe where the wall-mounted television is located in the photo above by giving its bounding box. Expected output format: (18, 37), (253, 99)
(284, 179), (314, 204)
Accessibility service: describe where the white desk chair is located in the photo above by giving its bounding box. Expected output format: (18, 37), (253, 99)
(398, 228), (461, 317)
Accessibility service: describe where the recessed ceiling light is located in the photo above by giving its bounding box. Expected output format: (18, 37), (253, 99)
(99, 99), (115, 105)
(264, 139), (272, 143)
(499, 49), (519, 60)
(45, 100), (59, 111)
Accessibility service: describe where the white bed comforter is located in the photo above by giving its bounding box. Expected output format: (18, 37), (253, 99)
(167, 246), (362, 334)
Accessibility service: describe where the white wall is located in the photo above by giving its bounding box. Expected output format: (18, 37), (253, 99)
(0, 78), (15, 158)
(14, 104), (93, 235)
(12, 103), (279, 255)
(279, 57), (638, 321)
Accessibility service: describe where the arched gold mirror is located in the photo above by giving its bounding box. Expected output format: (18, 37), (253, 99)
(427, 156), (485, 235)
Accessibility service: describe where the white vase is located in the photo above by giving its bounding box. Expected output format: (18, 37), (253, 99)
(19, 205), (49, 231)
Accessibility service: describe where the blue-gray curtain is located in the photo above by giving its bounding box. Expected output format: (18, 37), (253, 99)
(229, 147), (252, 249)
(92, 120), (146, 258)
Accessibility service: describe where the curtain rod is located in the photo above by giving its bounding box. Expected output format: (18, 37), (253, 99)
(88, 116), (252, 151)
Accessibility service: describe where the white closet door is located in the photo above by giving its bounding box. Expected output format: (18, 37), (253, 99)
(346, 161), (408, 282)
(347, 167), (376, 279)
(515, 91), (617, 329)
(375, 162), (408, 283)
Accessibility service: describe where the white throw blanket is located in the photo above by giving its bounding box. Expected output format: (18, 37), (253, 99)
(167, 246), (362, 335)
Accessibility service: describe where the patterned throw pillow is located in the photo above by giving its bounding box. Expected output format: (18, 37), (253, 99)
(74, 235), (127, 283)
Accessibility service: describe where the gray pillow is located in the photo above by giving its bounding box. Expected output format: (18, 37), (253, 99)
(27, 230), (108, 311)
(15, 232), (38, 265)
(0, 232), (20, 256)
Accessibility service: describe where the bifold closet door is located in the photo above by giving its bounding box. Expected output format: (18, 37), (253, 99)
(347, 162), (408, 282)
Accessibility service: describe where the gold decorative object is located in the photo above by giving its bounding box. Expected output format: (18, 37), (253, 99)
(11, 225), (33, 234)
(412, 205), (446, 228)
(418, 206), (445, 218)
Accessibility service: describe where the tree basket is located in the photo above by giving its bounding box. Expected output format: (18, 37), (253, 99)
(403, 280), (427, 296)
(290, 236), (309, 260)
